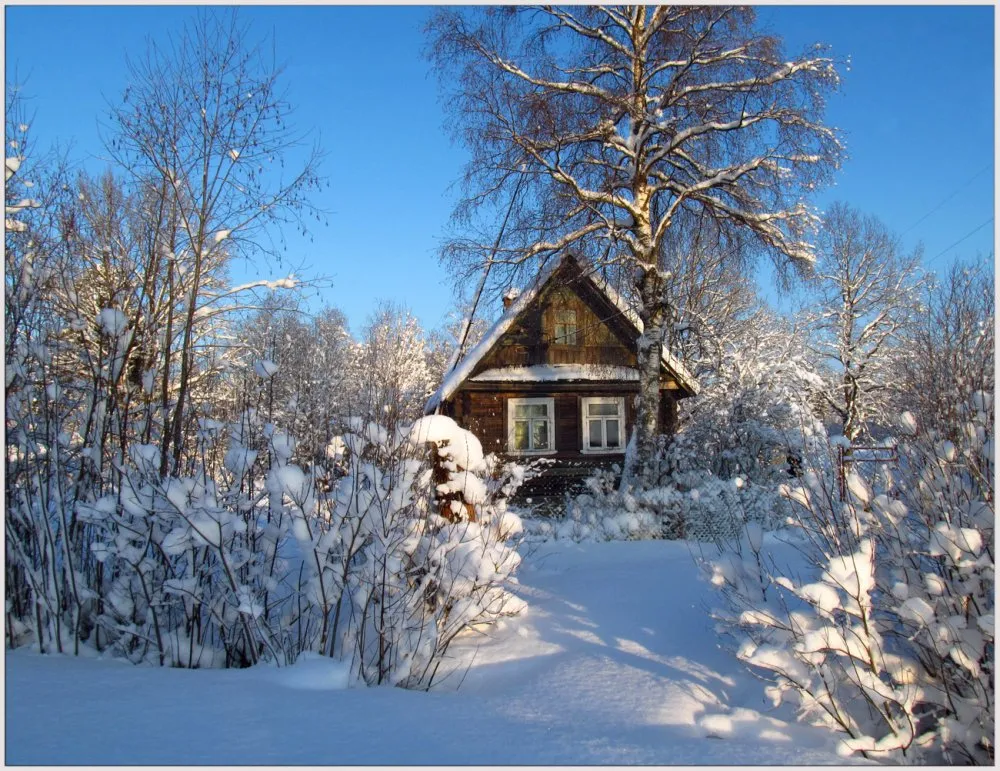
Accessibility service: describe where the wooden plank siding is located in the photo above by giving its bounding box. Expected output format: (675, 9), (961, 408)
(472, 284), (638, 375)
(440, 384), (680, 462)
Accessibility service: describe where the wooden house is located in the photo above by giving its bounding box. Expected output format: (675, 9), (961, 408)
(425, 254), (698, 502)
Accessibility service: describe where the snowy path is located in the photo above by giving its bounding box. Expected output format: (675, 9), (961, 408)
(5, 539), (857, 765)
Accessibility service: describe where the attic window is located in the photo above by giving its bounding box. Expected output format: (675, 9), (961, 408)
(554, 309), (578, 345)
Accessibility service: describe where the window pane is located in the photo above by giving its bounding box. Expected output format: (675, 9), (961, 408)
(528, 403), (548, 418)
(589, 419), (603, 447)
(513, 421), (528, 449)
(533, 420), (549, 449)
(514, 404), (530, 418)
(588, 402), (619, 416)
(606, 420), (620, 447)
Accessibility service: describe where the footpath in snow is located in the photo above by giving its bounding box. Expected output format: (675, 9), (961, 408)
(6, 539), (859, 765)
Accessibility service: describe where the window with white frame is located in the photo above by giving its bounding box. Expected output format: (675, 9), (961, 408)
(581, 396), (625, 452)
(507, 397), (555, 454)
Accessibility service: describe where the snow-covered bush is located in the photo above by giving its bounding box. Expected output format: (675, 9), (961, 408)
(664, 325), (827, 488)
(6, 325), (526, 687)
(536, 470), (792, 544)
(709, 394), (994, 763)
(284, 413), (524, 688)
(530, 468), (663, 542)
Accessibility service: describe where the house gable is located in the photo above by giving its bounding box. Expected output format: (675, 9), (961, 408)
(470, 264), (639, 376)
(426, 253), (698, 413)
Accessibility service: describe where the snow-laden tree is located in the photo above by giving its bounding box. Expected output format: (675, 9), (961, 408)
(428, 5), (842, 483)
(229, 299), (355, 469)
(897, 258), (994, 440)
(4, 99), (84, 655)
(425, 309), (490, 387)
(709, 393), (993, 763)
(351, 303), (434, 431)
(667, 306), (826, 484)
(803, 202), (924, 441)
(5, 11), (328, 663)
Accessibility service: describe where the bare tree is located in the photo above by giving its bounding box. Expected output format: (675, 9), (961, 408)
(804, 202), (924, 441)
(428, 5), (842, 483)
(104, 9), (324, 476)
(897, 258), (994, 438)
(661, 238), (762, 378)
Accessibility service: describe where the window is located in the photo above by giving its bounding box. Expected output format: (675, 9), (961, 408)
(581, 397), (625, 453)
(507, 397), (555, 454)
(553, 309), (578, 345)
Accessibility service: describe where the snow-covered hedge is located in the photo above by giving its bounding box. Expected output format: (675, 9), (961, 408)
(521, 465), (793, 544)
(6, 404), (526, 689)
(708, 395), (994, 764)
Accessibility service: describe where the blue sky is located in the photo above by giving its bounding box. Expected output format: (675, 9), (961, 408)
(5, 5), (995, 335)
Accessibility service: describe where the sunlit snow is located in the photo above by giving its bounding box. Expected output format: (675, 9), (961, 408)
(7, 539), (860, 765)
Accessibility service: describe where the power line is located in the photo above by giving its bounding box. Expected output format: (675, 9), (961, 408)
(927, 217), (995, 265)
(901, 163), (993, 237)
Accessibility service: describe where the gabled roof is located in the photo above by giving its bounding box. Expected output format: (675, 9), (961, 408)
(426, 254), (699, 413)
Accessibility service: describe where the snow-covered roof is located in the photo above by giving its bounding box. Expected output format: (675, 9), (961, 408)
(471, 365), (641, 383)
(425, 254), (699, 413)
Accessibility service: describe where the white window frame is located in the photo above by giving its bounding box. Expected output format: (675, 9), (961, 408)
(581, 396), (626, 454)
(507, 397), (556, 455)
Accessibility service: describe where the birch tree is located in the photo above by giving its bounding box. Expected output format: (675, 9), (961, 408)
(428, 5), (842, 484)
(804, 202), (923, 441)
(104, 9), (324, 476)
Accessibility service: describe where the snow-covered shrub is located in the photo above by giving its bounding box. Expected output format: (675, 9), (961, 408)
(64, 405), (293, 668)
(287, 414), (525, 688)
(664, 337), (827, 488)
(8, 393), (526, 686)
(541, 457), (795, 544)
(544, 468), (663, 542)
(2, 230), (521, 673)
(709, 394), (994, 763)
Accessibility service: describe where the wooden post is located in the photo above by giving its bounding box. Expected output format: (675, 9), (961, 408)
(837, 445), (847, 502)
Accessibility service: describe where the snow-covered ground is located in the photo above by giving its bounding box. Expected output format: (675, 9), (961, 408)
(6, 539), (860, 765)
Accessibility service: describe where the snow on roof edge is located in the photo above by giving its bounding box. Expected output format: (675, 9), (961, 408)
(470, 364), (641, 383)
(426, 257), (565, 412)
